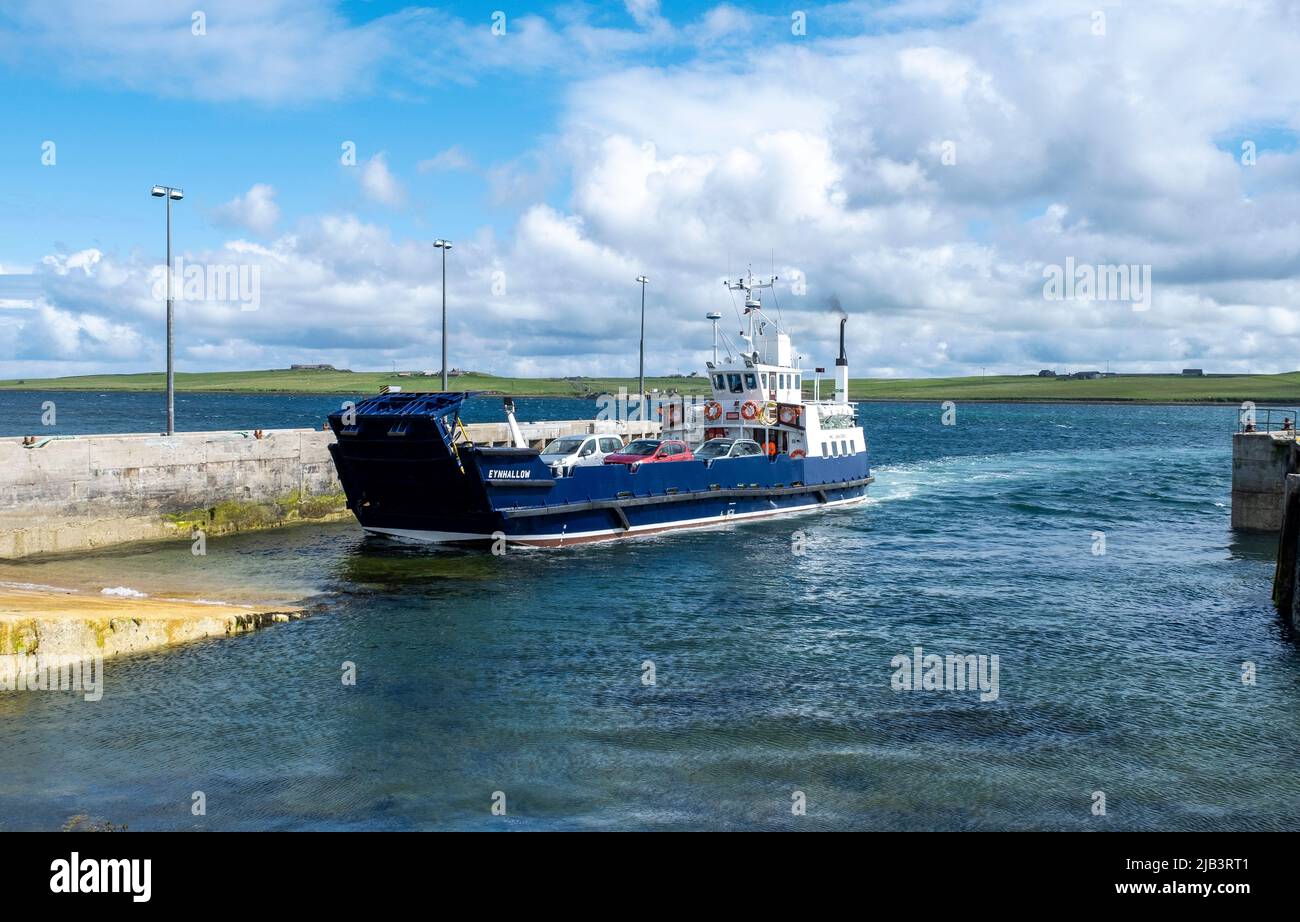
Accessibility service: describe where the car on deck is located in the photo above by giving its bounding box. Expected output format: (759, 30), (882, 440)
(539, 434), (625, 476)
(694, 438), (764, 460)
(603, 438), (694, 467)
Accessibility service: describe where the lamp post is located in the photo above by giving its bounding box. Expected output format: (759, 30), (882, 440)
(434, 239), (452, 390)
(706, 311), (722, 364)
(636, 275), (649, 419)
(151, 185), (183, 435)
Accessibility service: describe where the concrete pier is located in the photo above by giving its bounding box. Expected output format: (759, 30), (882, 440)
(0, 428), (344, 559)
(0, 586), (306, 662)
(1, 417), (659, 559)
(1231, 431), (1300, 531)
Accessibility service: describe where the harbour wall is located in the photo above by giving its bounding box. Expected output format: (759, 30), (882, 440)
(1231, 431), (1299, 531)
(1272, 474), (1300, 633)
(1, 418), (659, 559)
(0, 429), (344, 559)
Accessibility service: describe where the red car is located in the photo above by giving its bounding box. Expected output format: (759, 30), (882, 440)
(603, 438), (694, 467)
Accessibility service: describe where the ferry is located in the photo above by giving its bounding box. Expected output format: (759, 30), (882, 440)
(326, 272), (872, 547)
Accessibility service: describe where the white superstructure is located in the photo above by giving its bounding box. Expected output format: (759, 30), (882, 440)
(663, 270), (866, 462)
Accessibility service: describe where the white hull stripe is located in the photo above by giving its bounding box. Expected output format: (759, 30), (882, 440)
(364, 493), (868, 547)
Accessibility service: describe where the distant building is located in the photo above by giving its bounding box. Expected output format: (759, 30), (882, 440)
(291, 363), (348, 372)
(1069, 370), (1103, 380)
(1182, 368), (1204, 376)
(1037, 369), (1057, 377)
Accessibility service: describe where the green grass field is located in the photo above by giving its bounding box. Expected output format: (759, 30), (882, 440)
(849, 372), (1300, 404)
(3, 368), (1300, 404)
(0, 369), (714, 398)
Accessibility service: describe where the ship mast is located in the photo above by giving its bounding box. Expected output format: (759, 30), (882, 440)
(724, 267), (778, 351)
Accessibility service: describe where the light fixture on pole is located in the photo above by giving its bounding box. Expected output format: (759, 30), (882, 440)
(636, 275), (649, 419)
(706, 311), (722, 364)
(151, 184), (183, 435)
(434, 239), (453, 391)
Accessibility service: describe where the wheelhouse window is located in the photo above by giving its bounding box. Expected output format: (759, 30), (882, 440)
(794, 375), (801, 391)
(713, 374), (725, 390)
(744, 372), (757, 390)
(727, 373), (744, 394)
(760, 373), (768, 389)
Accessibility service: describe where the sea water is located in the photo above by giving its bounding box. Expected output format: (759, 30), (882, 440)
(0, 394), (1297, 830)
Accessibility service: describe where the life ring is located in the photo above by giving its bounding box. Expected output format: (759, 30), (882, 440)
(760, 401), (778, 425)
(778, 404), (802, 427)
(704, 401), (723, 421)
(790, 449), (806, 459)
(741, 400), (761, 421)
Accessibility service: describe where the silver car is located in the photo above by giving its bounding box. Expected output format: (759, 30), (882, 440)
(694, 438), (764, 460)
(539, 434), (625, 476)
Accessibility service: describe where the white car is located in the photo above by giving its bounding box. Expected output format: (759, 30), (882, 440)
(539, 434), (625, 476)
(694, 437), (764, 460)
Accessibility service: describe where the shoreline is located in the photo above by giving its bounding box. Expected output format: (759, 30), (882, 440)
(0, 386), (1280, 406)
(0, 584), (307, 662)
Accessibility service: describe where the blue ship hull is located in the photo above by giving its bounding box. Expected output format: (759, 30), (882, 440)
(327, 393), (872, 547)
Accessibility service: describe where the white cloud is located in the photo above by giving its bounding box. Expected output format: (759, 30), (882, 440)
(417, 146), (476, 173)
(0, 0), (391, 104)
(212, 184), (280, 235)
(358, 153), (405, 208)
(40, 249), (102, 276)
(625, 0), (662, 29)
(10, 0), (1300, 378)
(12, 301), (147, 362)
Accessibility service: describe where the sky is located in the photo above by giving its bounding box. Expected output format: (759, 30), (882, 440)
(0, 0), (1298, 380)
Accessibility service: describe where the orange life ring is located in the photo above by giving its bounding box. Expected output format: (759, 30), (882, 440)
(790, 448), (806, 459)
(778, 404), (802, 427)
(741, 400), (761, 421)
(704, 401), (723, 421)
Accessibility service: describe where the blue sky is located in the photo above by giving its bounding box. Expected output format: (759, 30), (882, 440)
(2, 0), (1299, 379)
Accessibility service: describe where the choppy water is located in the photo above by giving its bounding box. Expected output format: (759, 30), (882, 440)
(0, 389), (596, 437)
(1, 396), (1298, 830)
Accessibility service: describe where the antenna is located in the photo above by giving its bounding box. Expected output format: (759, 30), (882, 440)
(725, 266), (779, 342)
